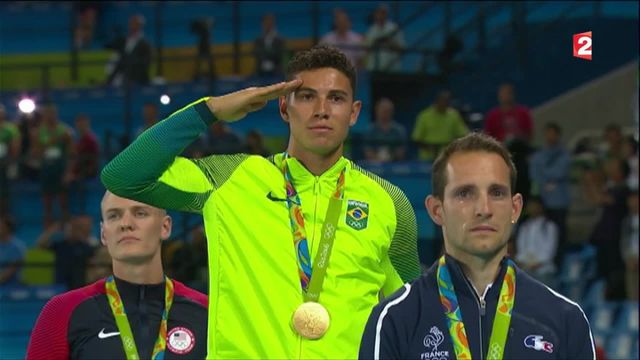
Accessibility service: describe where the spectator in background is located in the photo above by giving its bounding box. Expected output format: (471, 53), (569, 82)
(135, 102), (160, 138)
(170, 225), (208, 293)
(485, 83), (535, 200)
(0, 216), (26, 287)
(515, 196), (558, 286)
(104, 25), (126, 84)
(587, 157), (630, 300)
(320, 9), (364, 69)
(484, 83), (533, 144)
(599, 123), (624, 162)
(85, 245), (111, 284)
(66, 114), (100, 213)
(36, 104), (73, 228)
(73, 2), (103, 48)
(0, 104), (21, 216)
(243, 129), (270, 157)
(412, 90), (468, 161)
(621, 135), (638, 191)
(508, 134), (534, 202)
(182, 134), (209, 159)
(36, 215), (97, 290)
(107, 14), (152, 86)
(621, 190), (638, 300)
(73, 5), (97, 50)
(17, 110), (42, 182)
(206, 121), (243, 155)
(529, 122), (571, 265)
(365, 4), (405, 72)
(191, 17), (215, 81)
(254, 13), (286, 77)
(362, 97), (407, 163)
(437, 34), (464, 79)
(69, 114), (100, 180)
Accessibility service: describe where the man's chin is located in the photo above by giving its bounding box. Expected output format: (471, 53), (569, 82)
(469, 243), (508, 260)
(116, 254), (154, 265)
(309, 143), (342, 156)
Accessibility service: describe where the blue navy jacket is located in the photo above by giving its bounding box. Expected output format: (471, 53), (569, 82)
(359, 255), (595, 360)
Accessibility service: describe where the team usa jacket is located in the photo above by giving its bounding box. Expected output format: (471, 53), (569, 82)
(360, 255), (596, 360)
(26, 277), (208, 359)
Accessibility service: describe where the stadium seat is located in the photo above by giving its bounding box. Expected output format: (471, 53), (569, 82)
(613, 301), (639, 333)
(591, 329), (610, 355)
(0, 335), (30, 360)
(605, 332), (636, 360)
(583, 279), (607, 306)
(560, 281), (587, 305)
(21, 248), (56, 285)
(589, 302), (619, 333)
(558, 245), (597, 284)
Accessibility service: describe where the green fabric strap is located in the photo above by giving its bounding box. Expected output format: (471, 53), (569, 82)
(304, 196), (343, 302)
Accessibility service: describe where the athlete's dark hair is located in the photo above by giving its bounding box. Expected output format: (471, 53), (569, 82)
(286, 45), (357, 97)
(431, 132), (517, 199)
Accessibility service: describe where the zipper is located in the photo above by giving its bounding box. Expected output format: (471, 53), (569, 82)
(139, 286), (149, 355)
(462, 275), (485, 360)
(309, 176), (321, 251)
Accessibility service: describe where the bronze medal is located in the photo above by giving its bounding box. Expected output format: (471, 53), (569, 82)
(292, 302), (330, 340)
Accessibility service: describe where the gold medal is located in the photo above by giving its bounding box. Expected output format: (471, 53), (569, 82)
(292, 302), (330, 340)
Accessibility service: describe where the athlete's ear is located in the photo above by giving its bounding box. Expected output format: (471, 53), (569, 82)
(349, 100), (362, 127)
(160, 215), (172, 241)
(425, 195), (444, 226)
(100, 222), (107, 246)
(279, 96), (289, 123)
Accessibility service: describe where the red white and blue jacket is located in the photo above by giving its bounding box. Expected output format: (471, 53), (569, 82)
(27, 277), (208, 360)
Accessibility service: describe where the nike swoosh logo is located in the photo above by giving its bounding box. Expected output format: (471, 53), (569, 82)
(98, 328), (120, 339)
(266, 191), (287, 202)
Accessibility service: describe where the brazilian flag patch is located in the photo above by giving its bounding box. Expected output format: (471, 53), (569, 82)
(346, 200), (369, 230)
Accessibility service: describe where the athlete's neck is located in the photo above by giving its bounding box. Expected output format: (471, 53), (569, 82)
(286, 145), (343, 176)
(112, 253), (164, 284)
(500, 103), (515, 111)
(449, 248), (506, 298)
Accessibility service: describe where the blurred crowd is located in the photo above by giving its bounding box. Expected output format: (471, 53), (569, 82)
(2, 78), (637, 304)
(0, 4), (637, 308)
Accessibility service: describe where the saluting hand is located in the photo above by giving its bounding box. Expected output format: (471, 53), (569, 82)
(206, 79), (302, 122)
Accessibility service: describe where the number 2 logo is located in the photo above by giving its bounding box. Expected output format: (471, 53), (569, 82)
(573, 31), (592, 60)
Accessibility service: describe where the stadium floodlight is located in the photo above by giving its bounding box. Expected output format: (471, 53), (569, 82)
(18, 98), (36, 114)
(160, 94), (171, 105)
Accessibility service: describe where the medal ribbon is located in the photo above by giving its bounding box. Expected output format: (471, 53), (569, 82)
(436, 256), (516, 360)
(105, 276), (174, 360)
(280, 153), (345, 301)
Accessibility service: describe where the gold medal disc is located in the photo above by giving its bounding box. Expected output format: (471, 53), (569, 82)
(292, 302), (330, 340)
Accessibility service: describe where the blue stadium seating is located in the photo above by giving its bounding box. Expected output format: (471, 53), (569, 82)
(589, 302), (619, 333)
(0, 284), (66, 359)
(606, 332), (637, 360)
(583, 279), (607, 306)
(614, 301), (640, 333)
(558, 245), (597, 284)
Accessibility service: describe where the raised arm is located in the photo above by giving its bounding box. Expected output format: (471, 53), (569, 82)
(101, 80), (301, 212)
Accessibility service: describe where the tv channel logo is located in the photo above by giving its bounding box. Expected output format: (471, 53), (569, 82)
(573, 31), (592, 60)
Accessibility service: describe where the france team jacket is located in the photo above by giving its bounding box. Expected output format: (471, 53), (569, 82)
(360, 255), (596, 360)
